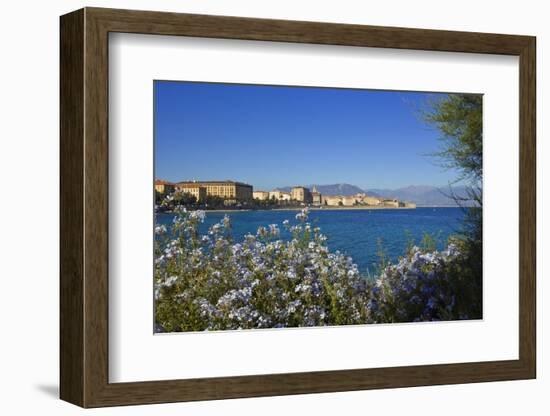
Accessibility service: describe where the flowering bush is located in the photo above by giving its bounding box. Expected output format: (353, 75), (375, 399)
(154, 206), (480, 332)
(369, 244), (468, 323)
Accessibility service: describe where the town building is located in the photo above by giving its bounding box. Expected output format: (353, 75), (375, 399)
(154, 180), (175, 194)
(291, 186), (313, 204)
(321, 193), (384, 207)
(342, 195), (358, 206)
(157, 179), (414, 209)
(176, 183), (207, 202)
(311, 186), (322, 205)
(361, 195), (382, 206)
(176, 181), (253, 202)
(352, 193), (382, 206)
(269, 190), (291, 202)
(322, 195), (343, 206)
(253, 191), (270, 200)
(382, 199), (400, 208)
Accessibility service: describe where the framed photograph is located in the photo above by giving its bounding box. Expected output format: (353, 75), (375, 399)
(60, 7), (536, 407)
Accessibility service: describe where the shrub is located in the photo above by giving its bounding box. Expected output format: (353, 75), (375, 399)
(154, 207), (480, 332)
(368, 242), (476, 323)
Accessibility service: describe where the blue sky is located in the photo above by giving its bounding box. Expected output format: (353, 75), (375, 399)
(154, 81), (461, 190)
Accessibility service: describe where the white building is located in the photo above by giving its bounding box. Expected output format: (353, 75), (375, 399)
(269, 190), (291, 201)
(253, 191), (270, 200)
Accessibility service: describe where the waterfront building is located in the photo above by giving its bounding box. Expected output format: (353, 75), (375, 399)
(323, 195), (343, 206)
(176, 180), (253, 202)
(360, 195), (382, 206)
(253, 191), (270, 201)
(322, 193), (384, 207)
(176, 183), (207, 202)
(320, 193), (413, 208)
(350, 193), (383, 206)
(291, 186), (313, 204)
(154, 180), (175, 194)
(269, 190), (291, 202)
(311, 186), (322, 205)
(382, 199), (400, 208)
(342, 195), (358, 206)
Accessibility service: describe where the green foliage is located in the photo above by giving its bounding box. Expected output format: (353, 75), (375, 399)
(371, 241), (481, 323)
(376, 238), (389, 270)
(174, 191), (197, 206)
(423, 93), (483, 320)
(424, 94), (482, 182)
(204, 195), (225, 208)
(251, 197), (280, 209)
(420, 231), (441, 252)
(154, 190), (163, 205)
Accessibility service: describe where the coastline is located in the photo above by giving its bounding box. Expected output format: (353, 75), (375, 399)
(156, 205), (466, 214)
(156, 206), (462, 215)
(270, 206), (416, 211)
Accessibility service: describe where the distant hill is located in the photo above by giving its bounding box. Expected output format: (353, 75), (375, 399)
(365, 185), (473, 207)
(277, 183), (365, 196)
(275, 183), (474, 207)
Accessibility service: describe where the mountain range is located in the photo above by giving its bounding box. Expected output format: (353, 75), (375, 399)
(276, 184), (473, 207)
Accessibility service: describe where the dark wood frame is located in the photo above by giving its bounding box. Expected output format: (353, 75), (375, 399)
(60, 7), (536, 408)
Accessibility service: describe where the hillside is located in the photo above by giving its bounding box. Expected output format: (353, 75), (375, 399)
(276, 183), (474, 206)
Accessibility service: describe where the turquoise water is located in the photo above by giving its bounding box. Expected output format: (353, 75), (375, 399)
(156, 207), (465, 274)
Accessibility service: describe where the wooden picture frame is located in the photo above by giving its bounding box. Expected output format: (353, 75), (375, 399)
(60, 7), (536, 408)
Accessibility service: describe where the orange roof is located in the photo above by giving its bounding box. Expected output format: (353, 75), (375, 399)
(155, 180), (175, 185)
(177, 180), (252, 187)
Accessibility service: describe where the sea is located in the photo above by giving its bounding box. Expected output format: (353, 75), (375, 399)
(156, 207), (465, 275)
